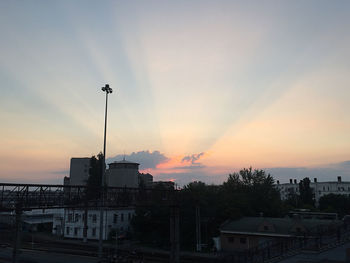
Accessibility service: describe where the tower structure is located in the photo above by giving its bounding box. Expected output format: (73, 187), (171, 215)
(106, 159), (140, 188)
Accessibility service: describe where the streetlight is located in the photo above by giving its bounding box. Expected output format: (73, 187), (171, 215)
(99, 84), (113, 258)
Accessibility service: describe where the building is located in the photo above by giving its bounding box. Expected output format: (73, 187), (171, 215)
(220, 216), (341, 252)
(106, 159), (140, 188)
(69, 157), (90, 185)
(55, 157), (140, 240)
(276, 176), (350, 203)
(52, 207), (134, 240)
(139, 173), (153, 188)
(0, 209), (62, 232)
(152, 181), (175, 189)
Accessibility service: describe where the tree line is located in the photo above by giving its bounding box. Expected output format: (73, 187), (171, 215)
(85, 154), (349, 250)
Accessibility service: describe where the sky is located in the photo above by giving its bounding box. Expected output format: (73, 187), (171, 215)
(0, 1), (350, 185)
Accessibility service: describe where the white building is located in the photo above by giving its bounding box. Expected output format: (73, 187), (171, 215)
(52, 207), (135, 240)
(276, 176), (350, 203)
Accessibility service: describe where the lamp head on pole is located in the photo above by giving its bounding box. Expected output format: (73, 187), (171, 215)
(102, 84), (113, 94)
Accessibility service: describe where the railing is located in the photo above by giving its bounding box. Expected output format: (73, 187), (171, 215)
(0, 183), (177, 211)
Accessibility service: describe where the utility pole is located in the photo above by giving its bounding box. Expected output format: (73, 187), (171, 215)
(170, 205), (180, 263)
(83, 200), (88, 243)
(12, 203), (22, 263)
(195, 205), (201, 252)
(98, 84), (113, 258)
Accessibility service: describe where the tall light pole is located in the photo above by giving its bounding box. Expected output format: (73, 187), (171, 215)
(99, 84), (113, 258)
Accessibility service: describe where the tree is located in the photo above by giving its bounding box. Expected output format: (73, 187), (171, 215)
(86, 152), (104, 200)
(299, 177), (314, 207)
(131, 167), (284, 251)
(222, 168), (283, 217)
(319, 194), (350, 216)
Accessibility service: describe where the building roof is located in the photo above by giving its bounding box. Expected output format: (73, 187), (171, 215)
(108, 159), (140, 165)
(220, 217), (341, 237)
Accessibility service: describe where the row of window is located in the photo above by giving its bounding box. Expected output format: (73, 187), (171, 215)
(280, 186), (350, 192)
(227, 237), (246, 244)
(66, 227), (97, 237)
(66, 212), (132, 223)
(113, 213), (132, 223)
(66, 226), (128, 237)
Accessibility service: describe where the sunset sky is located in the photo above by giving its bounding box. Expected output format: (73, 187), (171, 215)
(1, 1), (350, 185)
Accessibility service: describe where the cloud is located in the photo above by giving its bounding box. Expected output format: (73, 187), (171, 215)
(332, 160), (350, 167)
(181, 152), (205, 165)
(106, 150), (169, 170)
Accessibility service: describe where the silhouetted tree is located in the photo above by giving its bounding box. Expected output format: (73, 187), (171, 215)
(319, 194), (350, 217)
(86, 152), (104, 200)
(299, 177), (314, 207)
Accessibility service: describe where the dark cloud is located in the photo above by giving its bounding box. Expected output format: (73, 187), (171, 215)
(181, 152), (205, 165)
(333, 160), (350, 167)
(107, 150), (169, 170)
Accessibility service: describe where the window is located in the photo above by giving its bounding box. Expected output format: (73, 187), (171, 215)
(323, 186), (325, 191)
(67, 213), (73, 222)
(228, 237), (234, 243)
(240, 238), (246, 244)
(128, 213), (131, 221)
(121, 213), (124, 222)
(92, 228), (96, 237)
(66, 227), (70, 235)
(92, 214), (97, 223)
(113, 214), (118, 224)
(75, 213), (80, 222)
(264, 226), (269, 231)
(74, 227), (78, 236)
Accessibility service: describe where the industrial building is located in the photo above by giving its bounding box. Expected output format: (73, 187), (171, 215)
(56, 157), (152, 240)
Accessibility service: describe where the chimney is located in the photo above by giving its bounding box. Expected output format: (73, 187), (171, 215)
(294, 179), (297, 184)
(290, 179), (293, 184)
(314, 178), (317, 183)
(338, 176), (342, 183)
(277, 180), (280, 184)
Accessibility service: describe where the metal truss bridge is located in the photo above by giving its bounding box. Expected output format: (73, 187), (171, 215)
(0, 183), (180, 263)
(0, 183), (177, 211)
